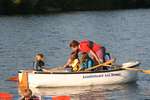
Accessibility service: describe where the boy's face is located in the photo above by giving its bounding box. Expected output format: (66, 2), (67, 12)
(71, 46), (78, 52)
(23, 90), (32, 97)
(36, 55), (42, 61)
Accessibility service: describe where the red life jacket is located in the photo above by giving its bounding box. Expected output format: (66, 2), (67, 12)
(79, 40), (102, 53)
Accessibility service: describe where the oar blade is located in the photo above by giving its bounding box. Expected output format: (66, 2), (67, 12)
(6, 76), (18, 81)
(142, 70), (150, 74)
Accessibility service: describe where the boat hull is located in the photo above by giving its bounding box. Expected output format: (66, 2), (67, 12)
(18, 61), (140, 88)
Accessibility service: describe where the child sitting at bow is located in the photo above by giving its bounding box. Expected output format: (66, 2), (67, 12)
(33, 53), (46, 71)
(80, 52), (94, 70)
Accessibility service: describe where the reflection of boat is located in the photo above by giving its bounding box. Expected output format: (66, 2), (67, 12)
(29, 86), (107, 100)
(29, 84), (132, 95)
(27, 83), (138, 100)
(18, 61), (140, 88)
(30, 86), (95, 96)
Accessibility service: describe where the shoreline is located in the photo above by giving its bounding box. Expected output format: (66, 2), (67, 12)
(0, 0), (150, 14)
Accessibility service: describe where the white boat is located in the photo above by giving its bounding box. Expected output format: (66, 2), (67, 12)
(18, 61), (140, 88)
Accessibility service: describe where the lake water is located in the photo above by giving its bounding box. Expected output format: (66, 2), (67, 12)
(0, 9), (150, 100)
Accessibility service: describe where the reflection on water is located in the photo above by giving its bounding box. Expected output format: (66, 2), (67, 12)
(24, 83), (139, 100)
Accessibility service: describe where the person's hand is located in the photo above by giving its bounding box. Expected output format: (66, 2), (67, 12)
(63, 64), (67, 68)
(32, 71), (36, 74)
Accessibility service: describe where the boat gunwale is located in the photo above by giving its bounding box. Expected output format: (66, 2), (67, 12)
(18, 63), (140, 74)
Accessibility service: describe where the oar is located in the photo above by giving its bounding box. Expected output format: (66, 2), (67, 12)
(6, 75), (18, 81)
(84, 59), (114, 71)
(6, 69), (32, 81)
(122, 67), (150, 74)
(17, 71), (30, 95)
(84, 64), (110, 71)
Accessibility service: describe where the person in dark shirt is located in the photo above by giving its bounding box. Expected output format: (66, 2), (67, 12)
(33, 53), (45, 71)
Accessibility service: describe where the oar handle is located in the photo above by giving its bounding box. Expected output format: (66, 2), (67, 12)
(84, 59), (114, 71)
(123, 67), (142, 71)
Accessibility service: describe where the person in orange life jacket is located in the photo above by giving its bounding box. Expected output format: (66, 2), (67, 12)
(64, 40), (106, 67)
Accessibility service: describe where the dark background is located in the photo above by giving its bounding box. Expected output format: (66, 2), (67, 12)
(1, 0), (150, 14)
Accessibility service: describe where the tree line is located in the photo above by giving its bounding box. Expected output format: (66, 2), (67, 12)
(0, 0), (150, 14)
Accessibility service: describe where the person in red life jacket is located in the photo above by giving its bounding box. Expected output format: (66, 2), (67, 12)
(64, 40), (106, 68)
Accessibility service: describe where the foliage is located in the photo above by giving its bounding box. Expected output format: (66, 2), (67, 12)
(0, 0), (150, 14)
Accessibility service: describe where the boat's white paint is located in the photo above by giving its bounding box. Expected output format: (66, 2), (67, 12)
(122, 61), (139, 68)
(28, 70), (137, 88)
(18, 61), (140, 88)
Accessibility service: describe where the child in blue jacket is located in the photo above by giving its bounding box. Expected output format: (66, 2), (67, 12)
(81, 52), (94, 70)
(33, 53), (45, 71)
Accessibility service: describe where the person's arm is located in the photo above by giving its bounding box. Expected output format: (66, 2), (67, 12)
(33, 61), (37, 70)
(89, 50), (103, 64)
(63, 57), (72, 68)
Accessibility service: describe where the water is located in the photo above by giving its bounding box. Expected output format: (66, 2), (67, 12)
(0, 9), (150, 99)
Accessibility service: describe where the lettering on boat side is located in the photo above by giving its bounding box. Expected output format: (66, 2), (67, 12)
(83, 73), (121, 79)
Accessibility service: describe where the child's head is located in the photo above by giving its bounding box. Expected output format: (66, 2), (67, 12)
(23, 89), (32, 98)
(69, 40), (79, 52)
(81, 52), (89, 62)
(35, 53), (44, 61)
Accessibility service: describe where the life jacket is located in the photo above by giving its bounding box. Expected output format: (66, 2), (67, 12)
(79, 40), (102, 53)
(105, 52), (112, 61)
(33, 61), (45, 71)
(70, 59), (80, 72)
(81, 57), (94, 69)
